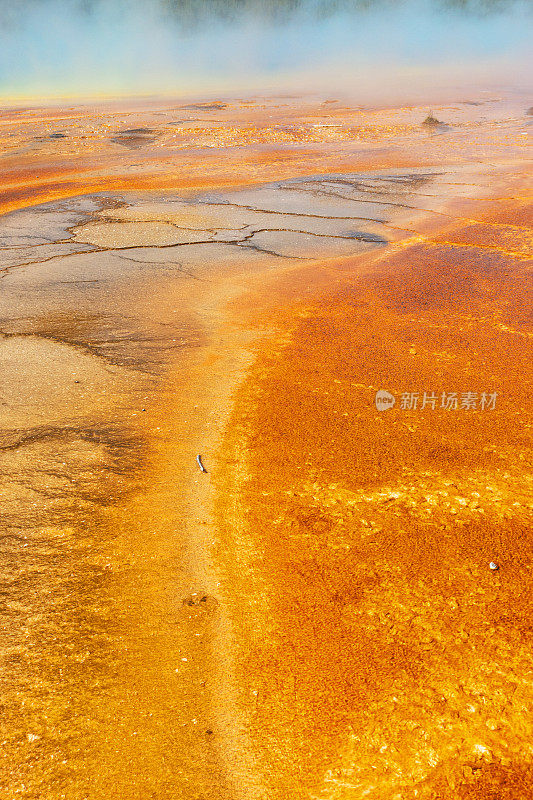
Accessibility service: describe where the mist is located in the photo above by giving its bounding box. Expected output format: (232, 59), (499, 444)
(0, 0), (531, 101)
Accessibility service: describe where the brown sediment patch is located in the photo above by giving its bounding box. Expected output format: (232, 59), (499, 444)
(214, 194), (533, 799)
(118, 127), (155, 134)
(110, 129), (157, 148)
(179, 102), (228, 111)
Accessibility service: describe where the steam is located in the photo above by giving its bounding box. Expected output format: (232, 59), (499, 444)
(0, 0), (530, 100)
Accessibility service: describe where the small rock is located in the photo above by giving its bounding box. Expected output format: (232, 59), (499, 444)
(489, 561), (499, 571)
(181, 592), (219, 616)
(183, 593), (209, 607)
(422, 113), (442, 126)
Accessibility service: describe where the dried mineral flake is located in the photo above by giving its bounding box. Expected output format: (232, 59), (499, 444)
(489, 561), (499, 571)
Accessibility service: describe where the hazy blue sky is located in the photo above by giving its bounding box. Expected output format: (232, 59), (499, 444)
(0, 0), (531, 100)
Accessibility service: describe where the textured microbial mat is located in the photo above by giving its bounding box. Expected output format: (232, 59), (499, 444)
(0, 92), (532, 799)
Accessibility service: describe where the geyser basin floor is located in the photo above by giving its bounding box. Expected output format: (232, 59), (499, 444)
(0, 93), (531, 800)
